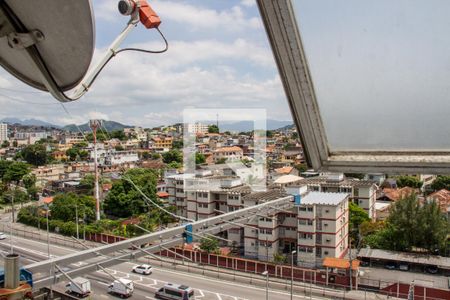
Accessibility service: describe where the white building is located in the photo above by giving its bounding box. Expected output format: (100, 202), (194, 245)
(0, 123), (8, 142)
(295, 191), (349, 267)
(184, 122), (209, 134)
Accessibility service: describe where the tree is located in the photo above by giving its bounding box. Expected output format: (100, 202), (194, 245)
(349, 202), (370, 242)
(172, 140), (183, 149)
(66, 148), (78, 161)
(21, 144), (48, 166)
(3, 162), (30, 183)
(208, 125), (219, 133)
(103, 168), (158, 218)
(0, 160), (13, 180)
(266, 130), (274, 138)
(294, 164), (308, 173)
(78, 150), (89, 161)
(344, 173), (365, 180)
(162, 150), (182, 164)
(383, 194), (421, 252)
(430, 176), (450, 191)
(111, 130), (127, 141)
(195, 153), (206, 165)
(396, 175), (422, 188)
(151, 153), (161, 160)
(416, 200), (449, 253)
(199, 237), (220, 254)
(51, 193), (96, 223)
(22, 173), (36, 189)
(115, 145), (124, 151)
(1, 140), (10, 148)
(216, 157), (227, 164)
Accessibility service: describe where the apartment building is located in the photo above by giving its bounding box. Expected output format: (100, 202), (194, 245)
(184, 122), (209, 134)
(242, 189), (349, 268)
(165, 173), (194, 216)
(185, 175), (251, 221)
(213, 146), (243, 163)
(0, 123), (7, 142)
(295, 191), (349, 267)
(296, 173), (377, 219)
(150, 136), (173, 150)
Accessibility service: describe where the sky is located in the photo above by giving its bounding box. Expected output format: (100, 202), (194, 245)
(1, 0), (449, 151)
(0, 0), (290, 128)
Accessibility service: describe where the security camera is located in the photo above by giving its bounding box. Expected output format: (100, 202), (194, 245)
(118, 0), (136, 16)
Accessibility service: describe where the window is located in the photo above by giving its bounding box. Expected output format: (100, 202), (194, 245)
(299, 233), (313, 239)
(258, 0), (450, 174)
(299, 219), (313, 226)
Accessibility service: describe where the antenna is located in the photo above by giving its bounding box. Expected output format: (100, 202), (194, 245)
(89, 119), (102, 221)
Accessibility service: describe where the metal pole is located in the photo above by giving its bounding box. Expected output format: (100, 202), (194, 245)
(309, 270), (312, 299)
(46, 209), (50, 258)
(90, 120), (101, 221)
(75, 204), (79, 239)
(291, 250), (296, 300)
(83, 211), (86, 241)
(10, 188), (14, 223)
(349, 236), (353, 291)
(262, 271), (269, 300)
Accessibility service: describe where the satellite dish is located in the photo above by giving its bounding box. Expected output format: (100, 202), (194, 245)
(0, 0), (95, 92)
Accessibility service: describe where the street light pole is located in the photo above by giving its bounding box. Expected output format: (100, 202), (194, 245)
(46, 209), (50, 258)
(291, 250), (296, 300)
(75, 204), (79, 239)
(262, 270), (269, 300)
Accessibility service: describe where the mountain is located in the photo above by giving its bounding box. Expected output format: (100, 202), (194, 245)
(0, 117), (60, 128)
(276, 123), (295, 132)
(62, 120), (132, 132)
(219, 120), (293, 132)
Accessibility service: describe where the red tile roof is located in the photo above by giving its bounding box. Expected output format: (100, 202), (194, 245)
(322, 257), (360, 271)
(157, 191), (169, 198)
(42, 197), (53, 204)
(426, 189), (450, 213)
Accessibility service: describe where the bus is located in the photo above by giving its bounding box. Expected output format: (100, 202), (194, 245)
(155, 283), (194, 300)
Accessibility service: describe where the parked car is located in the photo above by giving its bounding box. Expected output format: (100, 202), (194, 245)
(108, 278), (134, 298)
(424, 265), (438, 274)
(399, 263), (410, 271)
(66, 277), (91, 298)
(385, 262), (396, 270)
(0, 232), (6, 240)
(132, 264), (152, 275)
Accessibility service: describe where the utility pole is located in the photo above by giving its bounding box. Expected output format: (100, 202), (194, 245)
(349, 236), (353, 291)
(75, 204), (79, 240)
(46, 208), (50, 258)
(10, 188), (14, 223)
(90, 120), (101, 221)
(291, 250), (296, 300)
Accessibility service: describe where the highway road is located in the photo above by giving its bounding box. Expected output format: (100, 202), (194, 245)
(0, 235), (331, 300)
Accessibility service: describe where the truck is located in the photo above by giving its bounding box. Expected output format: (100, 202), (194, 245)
(65, 277), (91, 298)
(108, 278), (134, 298)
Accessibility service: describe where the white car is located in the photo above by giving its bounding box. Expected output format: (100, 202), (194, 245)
(132, 264), (152, 275)
(0, 232), (6, 240)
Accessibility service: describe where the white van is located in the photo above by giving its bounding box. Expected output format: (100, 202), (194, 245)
(108, 278), (134, 298)
(66, 277), (91, 298)
(155, 283), (194, 300)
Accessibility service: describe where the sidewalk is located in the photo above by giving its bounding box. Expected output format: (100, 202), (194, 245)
(141, 255), (403, 300)
(0, 217), (100, 250)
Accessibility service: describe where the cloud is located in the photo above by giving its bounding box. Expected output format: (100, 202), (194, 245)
(95, 0), (262, 32)
(241, 0), (256, 8)
(0, 1), (292, 128)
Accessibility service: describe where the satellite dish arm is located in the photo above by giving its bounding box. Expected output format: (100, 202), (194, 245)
(69, 9), (141, 101)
